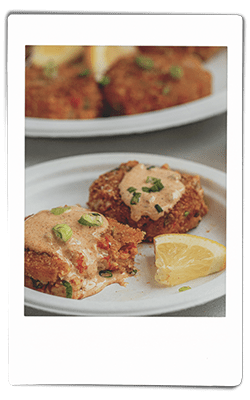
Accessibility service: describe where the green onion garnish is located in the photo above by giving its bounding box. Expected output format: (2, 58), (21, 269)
(169, 65), (183, 80)
(146, 165), (155, 170)
(184, 211), (190, 217)
(50, 206), (71, 215)
(52, 224), (72, 242)
(130, 269), (137, 276)
(78, 213), (103, 227)
(127, 186), (137, 193)
(145, 176), (164, 192)
(99, 76), (110, 86)
(62, 280), (73, 298)
(155, 204), (163, 213)
(146, 176), (158, 184)
(99, 270), (113, 278)
(78, 68), (90, 77)
(142, 187), (151, 193)
(130, 192), (141, 205)
(30, 277), (44, 289)
(179, 286), (191, 292)
(135, 56), (154, 70)
(150, 180), (164, 192)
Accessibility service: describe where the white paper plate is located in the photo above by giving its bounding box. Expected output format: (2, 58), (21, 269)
(25, 49), (227, 138)
(25, 153), (226, 316)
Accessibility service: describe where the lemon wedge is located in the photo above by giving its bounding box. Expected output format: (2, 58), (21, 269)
(30, 46), (84, 66)
(85, 46), (136, 81)
(154, 234), (226, 286)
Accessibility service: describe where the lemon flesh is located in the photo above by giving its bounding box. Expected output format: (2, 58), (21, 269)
(85, 46), (136, 80)
(154, 234), (226, 286)
(31, 46), (84, 66)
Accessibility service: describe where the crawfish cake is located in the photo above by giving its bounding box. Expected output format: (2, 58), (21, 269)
(138, 46), (223, 61)
(88, 161), (208, 242)
(99, 50), (212, 116)
(25, 205), (144, 299)
(25, 61), (103, 119)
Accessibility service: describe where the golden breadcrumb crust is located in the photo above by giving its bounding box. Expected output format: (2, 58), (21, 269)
(101, 52), (212, 116)
(25, 215), (144, 299)
(87, 161), (208, 242)
(25, 63), (103, 119)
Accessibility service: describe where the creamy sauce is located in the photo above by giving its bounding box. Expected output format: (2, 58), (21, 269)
(25, 205), (135, 298)
(25, 205), (109, 276)
(118, 163), (185, 221)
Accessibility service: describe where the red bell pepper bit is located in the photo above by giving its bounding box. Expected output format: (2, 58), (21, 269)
(76, 255), (87, 274)
(98, 236), (110, 251)
(70, 96), (81, 108)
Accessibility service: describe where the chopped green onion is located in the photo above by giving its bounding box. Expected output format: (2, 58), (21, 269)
(146, 176), (158, 184)
(142, 186), (151, 193)
(130, 192), (141, 205)
(99, 76), (110, 86)
(169, 65), (183, 80)
(150, 180), (164, 192)
(78, 68), (90, 77)
(179, 286), (191, 292)
(184, 211), (190, 217)
(155, 204), (163, 213)
(145, 176), (164, 192)
(127, 186), (137, 193)
(135, 56), (154, 70)
(78, 213), (103, 227)
(30, 277), (44, 289)
(146, 165), (155, 170)
(50, 206), (71, 215)
(62, 280), (73, 298)
(130, 269), (137, 276)
(99, 270), (113, 278)
(52, 224), (72, 242)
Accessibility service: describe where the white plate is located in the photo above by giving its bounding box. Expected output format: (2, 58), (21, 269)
(25, 153), (226, 316)
(25, 50), (227, 138)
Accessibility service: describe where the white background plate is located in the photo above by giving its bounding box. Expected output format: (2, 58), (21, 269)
(25, 49), (227, 138)
(25, 153), (226, 316)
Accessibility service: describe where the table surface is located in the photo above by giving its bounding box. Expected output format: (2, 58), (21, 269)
(25, 112), (227, 317)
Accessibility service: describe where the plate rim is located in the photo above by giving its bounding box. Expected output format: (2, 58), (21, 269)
(25, 152), (226, 183)
(24, 271), (226, 317)
(25, 152), (226, 316)
(25, 48), (227, 138)
(25, 89), (227, 138)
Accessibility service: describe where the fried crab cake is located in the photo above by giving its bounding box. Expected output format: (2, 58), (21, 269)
(88, 161), (208, 242)
(138, 46), (223, 61)
(100, 52), (212, 116)
(25, 61), (103, 119)
(25, 205), (144, 299)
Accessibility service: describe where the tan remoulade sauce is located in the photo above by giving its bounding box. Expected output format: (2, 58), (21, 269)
(118, 163), (185, 221)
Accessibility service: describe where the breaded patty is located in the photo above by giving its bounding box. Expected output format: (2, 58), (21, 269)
(100, 52), (212, 116)
(25, 205), (144, 299)
(88, 161), (208, 242)
(138, 46), (223, 61)
(25, 62), (103, 119)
